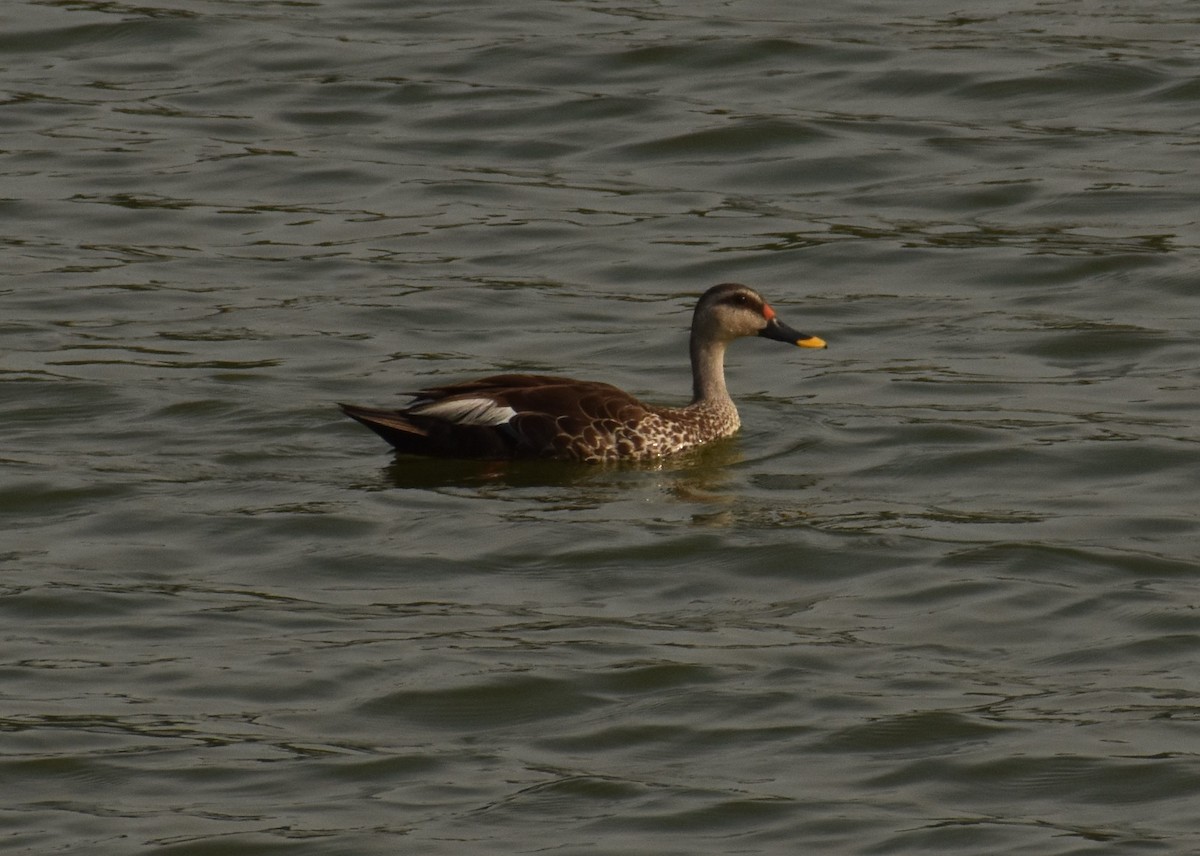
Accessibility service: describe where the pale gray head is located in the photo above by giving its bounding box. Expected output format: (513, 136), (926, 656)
(691, 282), (825, 348)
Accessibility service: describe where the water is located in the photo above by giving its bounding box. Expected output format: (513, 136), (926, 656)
(3, 0), (1199, 853)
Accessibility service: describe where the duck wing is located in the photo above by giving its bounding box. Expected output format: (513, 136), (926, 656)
(342, 374), (658, 461)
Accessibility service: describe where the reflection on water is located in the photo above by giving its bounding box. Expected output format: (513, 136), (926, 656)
(376, 435), (745, 490)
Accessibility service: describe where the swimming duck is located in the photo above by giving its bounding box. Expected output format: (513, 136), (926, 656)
(341, 282), (825, 462)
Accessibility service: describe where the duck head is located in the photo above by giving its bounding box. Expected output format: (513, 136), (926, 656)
(693, 282), (826, 348)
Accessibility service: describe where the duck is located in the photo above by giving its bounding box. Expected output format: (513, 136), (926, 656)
(340, 282), (826, 463)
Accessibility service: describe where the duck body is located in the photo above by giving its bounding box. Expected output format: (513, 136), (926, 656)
(341, 373), (739, 463)
(341, 283), (825, 463)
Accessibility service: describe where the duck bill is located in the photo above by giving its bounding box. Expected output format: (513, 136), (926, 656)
(760, 317), (826, 349)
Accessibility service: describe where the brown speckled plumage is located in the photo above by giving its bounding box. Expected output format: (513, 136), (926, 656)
(341, 283), (826, 463)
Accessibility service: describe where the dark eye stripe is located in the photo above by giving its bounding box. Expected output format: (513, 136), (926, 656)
(724, 292), (757, 309)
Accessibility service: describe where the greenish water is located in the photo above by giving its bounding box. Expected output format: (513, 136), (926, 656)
(3, 1), (1199, 854)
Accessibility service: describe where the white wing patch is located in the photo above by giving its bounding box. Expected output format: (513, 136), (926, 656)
(413, 397), (518, 426)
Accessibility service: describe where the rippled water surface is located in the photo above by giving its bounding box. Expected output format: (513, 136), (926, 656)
(4, 1), (1200, 853)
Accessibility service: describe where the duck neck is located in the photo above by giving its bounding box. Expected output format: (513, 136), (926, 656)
(690, 333), (731, 406)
